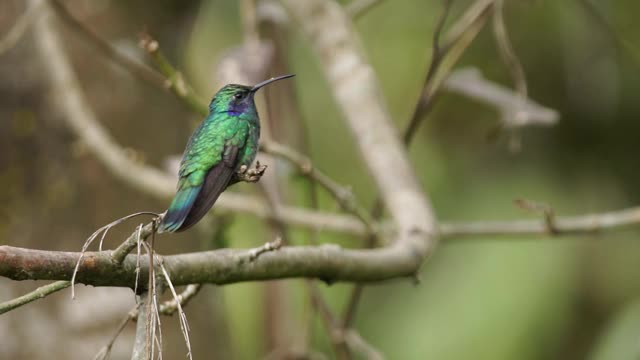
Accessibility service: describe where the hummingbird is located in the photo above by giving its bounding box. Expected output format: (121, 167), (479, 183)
(158, 74), (295, 233)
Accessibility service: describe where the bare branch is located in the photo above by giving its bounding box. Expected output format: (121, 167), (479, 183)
(0, 243), (424, 287)
(281, 1), (439, 332)
(342, 0), (498, 326)
(157, 284), (201, 316)
(112, 221), (157, 265)
(260, 141), (378, 235)
(138, 33), (209, 115)
(406, 0), (493, 143)
(245, 238), (283, 262)
(131, 292), (151, 360)
(157, 256), (193, 360)
(0, 280), (69, 315)
(0, 0), (44, 55)
(307, 283), (351, 359)
(48, 0), (165, 88)
(94, 308), (137, 360)
(492, 0), (528, 106)
(440, 206), (640, 238)
(402, 0), (454, 144)
(343, 330), (384, 360)
(443, 68), (558, 127)
(281, 0), (437, 271)
(490, 0), (530, 149)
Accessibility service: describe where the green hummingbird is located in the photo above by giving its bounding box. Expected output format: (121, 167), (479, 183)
(159, 74), (295, 233)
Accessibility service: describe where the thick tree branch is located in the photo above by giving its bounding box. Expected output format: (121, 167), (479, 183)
(0, 243), (423, 287)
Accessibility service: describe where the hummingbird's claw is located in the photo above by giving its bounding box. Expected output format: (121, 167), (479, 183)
(235, 161), (267, 183)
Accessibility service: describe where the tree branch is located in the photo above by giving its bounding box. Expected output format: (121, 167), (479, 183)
(131, 292), (151, 360)
(281, 0), (437, 272)
(260, 140), (377, 234)
(440, 206), (640, 238)
(0, 0), (44, 55)
(0, 242), (425, 288)
(443, 68), (558, 127)
(0, 280), (70, 315)
(48, 0), (165, 88)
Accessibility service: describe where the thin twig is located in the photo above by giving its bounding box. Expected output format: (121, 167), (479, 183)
(246, 238), (284, 262)
(443, 67), (558, 127)
(111, 216), (161, 264)
(0, 0), (44, 55)
(48, 0), (165, 87)
(343, 330), (384, 360)
(138, 32), (208, 115)
(157, 284), (202, 316)
(492, 0), (527, 105)
(71, 212), (159, 299)
(157, 256), (193, 360)
(307, 283), (351, 359)
(405, 0), (493, 145)
(95, 284), (202, 360)
(260, 141), (377, 235)
(402, 0), (454, 144)
(145, 233), (155, 360)
(308, 282), (382, 359)
(491, 0), (528, 149)
(94, 308), (136, 360)
(0, 280), (69, 315)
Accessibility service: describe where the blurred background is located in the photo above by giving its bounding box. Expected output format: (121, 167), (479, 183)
(1, 0), (640, 359)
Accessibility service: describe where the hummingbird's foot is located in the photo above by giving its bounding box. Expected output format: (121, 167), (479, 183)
(236, 161), (268, 183)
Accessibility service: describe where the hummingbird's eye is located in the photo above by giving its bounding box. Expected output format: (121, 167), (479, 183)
(233, 92), (245, 100)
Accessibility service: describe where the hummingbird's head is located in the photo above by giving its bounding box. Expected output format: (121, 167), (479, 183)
(208, 74), (295, 115)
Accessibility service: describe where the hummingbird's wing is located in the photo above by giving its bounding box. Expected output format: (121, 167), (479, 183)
(160, 144), (238, 233)
(176, 145), (238, 231)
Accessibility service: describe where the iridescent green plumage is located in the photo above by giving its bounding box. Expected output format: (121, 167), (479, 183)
(159, 75), (294, 233)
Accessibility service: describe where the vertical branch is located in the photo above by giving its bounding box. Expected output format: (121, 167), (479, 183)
(281, 0), (437, 251)
(491, 0), (528, 149)
(131, 292), (151, 360)
(343, 0), (493, 328)
(282, 0), (437, 353)
(402, 0), (454, 144)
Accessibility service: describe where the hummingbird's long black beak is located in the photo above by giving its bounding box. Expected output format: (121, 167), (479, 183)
(251, 74), (295, 92)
